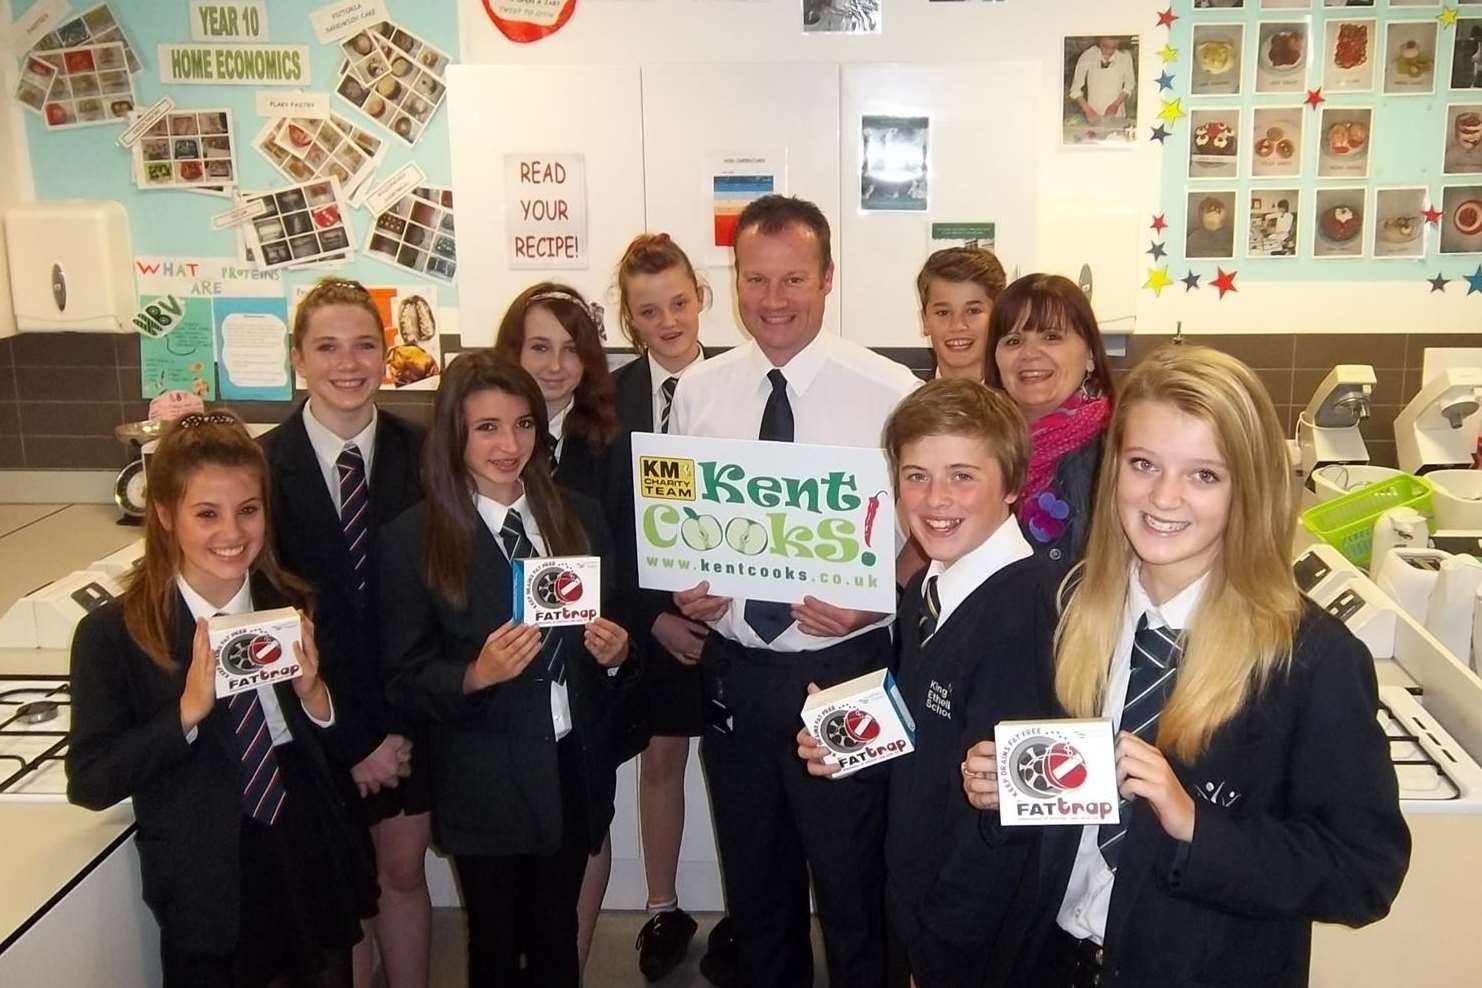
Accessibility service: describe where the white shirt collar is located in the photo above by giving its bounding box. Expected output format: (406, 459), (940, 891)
(548, 400), (571, 441)
(175, 572), (253, 621)
(1125, 565), (1209, 633)
(923, 513), (1034, 631)
(303, 400), (377, 478)
(474, 491), (541, 555)
(647, 347), (704, 398)
(744, 329), (831, 398)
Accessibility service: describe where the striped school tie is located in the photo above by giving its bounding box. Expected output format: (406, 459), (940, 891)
(659, 376), (678, 434)
(919, 575), (942, 641)
(1098, 616), (1182, 870)
(229, 689), (288, 825)
(336, 443), (369, 597)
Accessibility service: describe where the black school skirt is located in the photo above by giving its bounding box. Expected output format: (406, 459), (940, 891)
(161, 743), (371, 988)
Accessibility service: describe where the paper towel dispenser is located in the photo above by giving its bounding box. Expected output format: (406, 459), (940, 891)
(4, 200), (134, 333)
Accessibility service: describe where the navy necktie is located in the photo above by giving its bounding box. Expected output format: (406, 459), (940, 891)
(919, 575), (942, 641)
(1098, 616), (1182, 871)
(336, 444), (369, 598)
(659, 376), (678, 434)
(745, 370), (796, 643)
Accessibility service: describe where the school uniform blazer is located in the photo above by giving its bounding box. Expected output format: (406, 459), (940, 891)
(377, 492), (636, 857)
(1022, 603), (1411, 988)
(66, 578), (361, 954)
(259, 404), (424, 767)
(887, 556), (1057, 988)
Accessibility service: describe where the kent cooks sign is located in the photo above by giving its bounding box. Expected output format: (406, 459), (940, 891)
(630, 432), (897, 613)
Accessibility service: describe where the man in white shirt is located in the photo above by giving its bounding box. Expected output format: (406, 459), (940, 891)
(1070, 37), (1136, 125)
(669, 195), (919, 988)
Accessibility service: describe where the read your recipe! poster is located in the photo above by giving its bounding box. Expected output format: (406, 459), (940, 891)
(631, 433), (897, 613)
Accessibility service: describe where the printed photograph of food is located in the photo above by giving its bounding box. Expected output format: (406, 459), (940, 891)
(1373, 188), (1427, 259)
(1453, 21), (1482, 90)
(1249, 191), (1299, 258)
(1385, 20), (1438, 95)
(1251, 108), (1302, 178)
(1444, 104), (1482, 175)
(1324, 19), (1376, 93)
(242, 178), (355, 271)
(36, 42), (135, 131)
(1192, 23), (1244, 96)
(1189, 109), (1241, 179)
(364, 189), (456, 283)
(334, 19), (451, 147)
(1256, 22), (1309, 93)
(14, 57), (56, 115)
(29, 4), (143, 74)
(1314, 188), (1366, 258)
(132, 108), (236, 190)
(1318, 107), (1373, 178)
(1440, 185), (1482, 254)
(1186, 190), (1237, 259)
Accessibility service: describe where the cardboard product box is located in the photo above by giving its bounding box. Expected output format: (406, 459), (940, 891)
(800, 669), (916, 778)
(209, 606), (303, 698)
(511, 555), (602, 628)
(995, 718), (1119, 826)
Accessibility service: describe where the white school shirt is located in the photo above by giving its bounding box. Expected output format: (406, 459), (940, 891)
(548, 400), (571, 462)
(647, 347), (705, 428)
(474, 492), (573, 741)
(176, 574), (334, 745)
(1055, 568), (1209, 944)
(301, 400), (378, 512)
(668, 330), (921, 651)
(921, 513), (1033, 636)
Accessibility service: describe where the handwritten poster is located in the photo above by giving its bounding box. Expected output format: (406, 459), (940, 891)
(505, 152), (587, 270)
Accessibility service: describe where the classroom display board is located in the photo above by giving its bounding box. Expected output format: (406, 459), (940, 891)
(1146, 1), (1482, 331)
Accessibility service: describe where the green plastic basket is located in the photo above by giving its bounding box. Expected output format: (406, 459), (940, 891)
(1300, 473), (1433, 568)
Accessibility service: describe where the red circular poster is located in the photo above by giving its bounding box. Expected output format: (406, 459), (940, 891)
(482, 0), (577, 44)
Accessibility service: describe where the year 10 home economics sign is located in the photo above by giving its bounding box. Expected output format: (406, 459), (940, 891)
(631, 433), (896, 612)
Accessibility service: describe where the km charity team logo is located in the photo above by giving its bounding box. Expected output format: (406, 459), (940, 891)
(530, 564), (585, 610)
(1007, 734), (1090, 798)
(220, 632), (285, 676)
(820, 708), (883, 755)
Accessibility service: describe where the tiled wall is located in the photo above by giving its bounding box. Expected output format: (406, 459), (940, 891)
(0, 331), (1479, 471)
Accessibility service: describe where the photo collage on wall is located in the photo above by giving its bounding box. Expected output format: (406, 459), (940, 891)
(333, 19), (451, 147)
(1175, 1), (1471, 268)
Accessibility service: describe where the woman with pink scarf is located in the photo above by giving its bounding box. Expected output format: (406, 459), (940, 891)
(986, 274), (1114, 580)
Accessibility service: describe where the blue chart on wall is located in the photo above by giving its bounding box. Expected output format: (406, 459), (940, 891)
(1146, 2), (1482, 304)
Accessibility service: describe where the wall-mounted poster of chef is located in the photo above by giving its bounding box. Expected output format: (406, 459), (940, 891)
(1063, 35), (1139, 146)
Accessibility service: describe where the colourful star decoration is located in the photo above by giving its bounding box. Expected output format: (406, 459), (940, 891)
(1150, 123), (1171, 143)
(1305, 89), (1325, 109)
(1157, 8), (1177, 29)
(1467, 266), (1482, 295)
(1212, 268), (1239, 299)
(1144, 267), (1175, 297)
(1441, 7), (1459, 29)
(1156, 70), (1176, 92)
(1425, 205), (1444, 225)
(1159, 44), (1179, 64)
(1158, 98), (1186, 126)
(1430, 273), (1451, 293)
(1151, 214), (1168, 235)
(1148, 241), (1168, 261)
(1182, 271), (1203, 293)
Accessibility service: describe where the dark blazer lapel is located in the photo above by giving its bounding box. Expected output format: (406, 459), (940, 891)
(277, 406), (350, 555)
(370, 413), (420, 527)
(468, 518), (515, 624)
(617, 355), (655, 433)
(1101, 803), (1161, 954)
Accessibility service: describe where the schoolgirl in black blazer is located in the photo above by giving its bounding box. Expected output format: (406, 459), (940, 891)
(261, 277), (432, 988)
(67, 412), (368, 988)
(378, 352), (633, 988)
(962, 346), (1409, 988)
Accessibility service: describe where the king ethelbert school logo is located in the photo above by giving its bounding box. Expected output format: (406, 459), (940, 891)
(1008, 734), (1090, 799)
(220, 632), (284, 677)
(820, 708), (882, 754)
